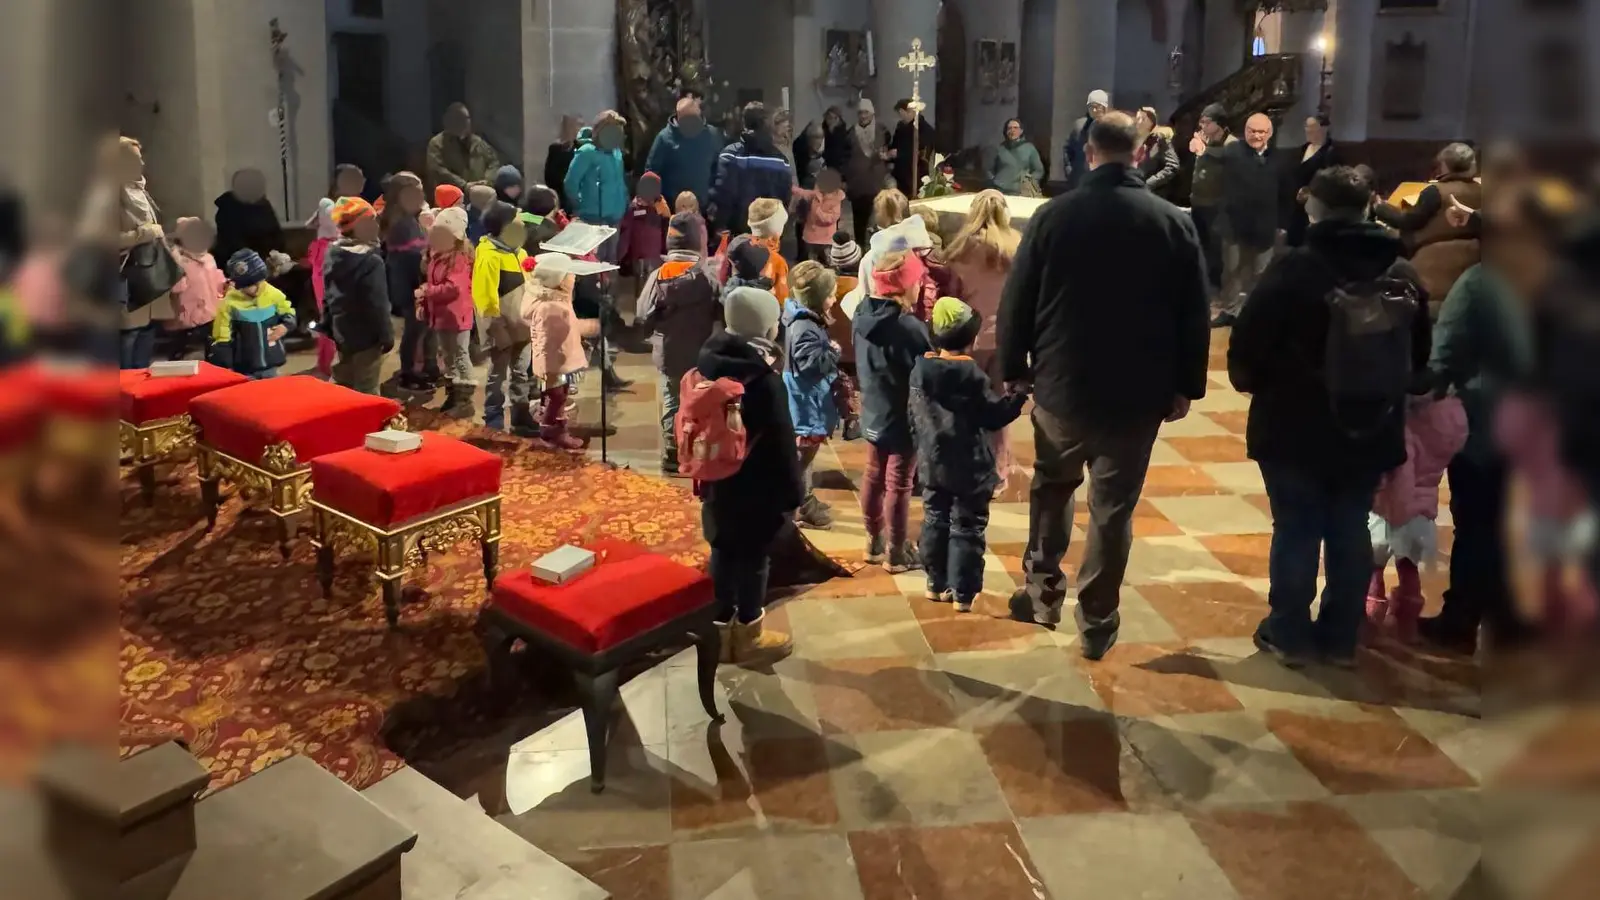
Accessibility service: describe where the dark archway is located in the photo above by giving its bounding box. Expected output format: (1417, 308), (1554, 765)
(935, 1), (967, 154)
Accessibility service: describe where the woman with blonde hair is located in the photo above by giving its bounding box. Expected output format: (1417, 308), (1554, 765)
(110, 135), (180, 368)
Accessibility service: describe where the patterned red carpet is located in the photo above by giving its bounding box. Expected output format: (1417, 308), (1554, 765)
(120, 426), (710, 792)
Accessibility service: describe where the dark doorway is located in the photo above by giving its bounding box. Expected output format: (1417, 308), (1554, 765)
(332, 31), (388, 123)
(1018, 0), (1055, 181)
(934, 2), (966, 154)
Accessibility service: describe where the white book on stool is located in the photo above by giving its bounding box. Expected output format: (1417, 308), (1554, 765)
(365, 430), (422, 454)
(149, 360), (200, 377)
(533, 545), (596, 585)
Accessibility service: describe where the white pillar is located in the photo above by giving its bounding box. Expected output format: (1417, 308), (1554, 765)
(1277, 8), (1326, 146)
(1049, 0), (1117, 176)
(872, 0), (940, 126)
(1330, 0), (1374, 143)
(1201, 0), (1245, 87)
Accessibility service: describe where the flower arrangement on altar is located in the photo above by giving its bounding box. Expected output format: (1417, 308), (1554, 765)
(918, 153), (961, 198)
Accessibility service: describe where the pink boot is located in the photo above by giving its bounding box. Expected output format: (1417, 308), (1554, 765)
(1365, 567), (1390, 633)
(1391, 559), (1424, 644)
(539, 385), (585, 451)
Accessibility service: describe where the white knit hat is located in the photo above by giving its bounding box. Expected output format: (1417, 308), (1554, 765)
(724, 285), (782, 339)
(1087, 89), (1110, 107)
(748, 202), (789, 239)
(531, 251), (571, 288)
(432, 206), (468, 242)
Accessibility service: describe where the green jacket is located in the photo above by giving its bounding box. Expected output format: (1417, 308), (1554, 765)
(1430, 263), (1533, 462)
(426, 132), (502, 191)
(989, 140), (1044, 195)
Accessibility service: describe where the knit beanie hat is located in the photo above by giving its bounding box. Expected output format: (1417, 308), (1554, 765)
(728, 238), (771, 281)
(434, 184), (464, 210)
(483, 201), (520, 238)
(331, 196), (375, 232)
(530, 251), (571, 289)
(226, 249), (270, 289)
(468, 184), (497, 209)
(524, 185), (559, 217)
(724, 285), (782, 339)
(667, 212), (705, 253)
(638, 171), (662, 195)
(929, 296), (981, 350)
(748, 198), (788, 238)
(869, 249), (926, 299)
(432, 206), (469, 242)
(1200, 103), (1227, 126)
(829, 230), (861, 271)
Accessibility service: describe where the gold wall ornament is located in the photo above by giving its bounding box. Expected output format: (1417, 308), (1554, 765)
(260, 441), (300, 475)
(384, 414), (409, 433)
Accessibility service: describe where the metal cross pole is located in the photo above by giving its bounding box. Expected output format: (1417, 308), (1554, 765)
(898, 37), (936, 198)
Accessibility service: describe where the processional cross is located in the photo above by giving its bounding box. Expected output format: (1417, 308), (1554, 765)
(898, 37), (937, 198)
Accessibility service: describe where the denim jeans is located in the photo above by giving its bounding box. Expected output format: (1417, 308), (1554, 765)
(921, 488), (992, 601)
(485, 332), (533, 430)
(119, 325), (157, 370)
(1258, 462), (1381, 658)
(710, 546), (771, 624)
(659, 372), (682, 465)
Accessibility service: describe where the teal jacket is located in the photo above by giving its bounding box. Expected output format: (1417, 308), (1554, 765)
(563, 143), (628, 225)
(989, 140), (1044, 195)
(1430, 264), (1534, 463)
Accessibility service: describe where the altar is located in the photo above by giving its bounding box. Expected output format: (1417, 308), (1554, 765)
(911, 193), (1049, 244)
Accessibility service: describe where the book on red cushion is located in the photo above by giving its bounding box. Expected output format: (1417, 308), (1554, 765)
(190, 376), (401, 465)
(118, 362), (251, 424)
(310, 432), (503, 527)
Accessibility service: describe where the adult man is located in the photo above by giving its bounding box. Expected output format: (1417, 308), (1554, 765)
(843, 99), (892, 239)
(709, 102), (797, 237)
(889, 99), (936, 198)
(1209, 112), (1281, 328)
(1227, 167), (1431, 667)
(1187, 103), (1235, 302)
(1061, 89), (1110, 192)
(425, 103), (501, 192)
(999, 112), (1211, 659)
(644, 95), (723, 209)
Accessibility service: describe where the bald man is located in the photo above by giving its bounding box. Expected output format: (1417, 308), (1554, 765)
(642, 94), (724, 210)
(1211, 112), (1283, 327)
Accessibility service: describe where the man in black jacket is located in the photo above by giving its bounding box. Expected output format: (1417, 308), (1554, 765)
(1211, 113), (1283, 328)
(1227, 166), (1432, 667)
(998, 112), (1211, 659)
(709, 103), (797, 237)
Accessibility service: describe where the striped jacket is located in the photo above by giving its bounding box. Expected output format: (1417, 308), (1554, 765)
(708, 132), (796, 236)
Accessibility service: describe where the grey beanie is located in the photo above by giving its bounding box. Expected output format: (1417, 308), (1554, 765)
(723, 285), (782, 339)
(1200, 103), (1228, 125)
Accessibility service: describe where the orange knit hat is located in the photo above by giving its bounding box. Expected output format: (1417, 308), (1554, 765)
(331, 196), (375, 231)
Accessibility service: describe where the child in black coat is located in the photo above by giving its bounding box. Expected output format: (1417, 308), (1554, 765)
(910, 297), (1029, 612)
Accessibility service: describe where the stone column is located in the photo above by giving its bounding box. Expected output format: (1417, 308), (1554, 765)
(1277, 7), (1327, 146)
(1331, 0), (1375, 143)
(523, 0), (617, 175)
(1201, 0), (1245, 87)
(872, 0), (940, 126)
(1049, 0), (1117, 177)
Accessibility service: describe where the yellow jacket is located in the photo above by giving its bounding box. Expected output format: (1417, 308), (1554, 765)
(472, 236), (529, 319)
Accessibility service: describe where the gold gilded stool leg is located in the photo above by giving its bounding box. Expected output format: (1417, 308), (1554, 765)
(376, 529), (406, 630)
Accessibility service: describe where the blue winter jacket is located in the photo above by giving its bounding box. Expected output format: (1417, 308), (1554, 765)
(644, 118), (723, 209)
(564, 143), (628, 225)
(781, 299), (840, 438)
(853, 296), (932, 453)
(709, 131), (796, 235)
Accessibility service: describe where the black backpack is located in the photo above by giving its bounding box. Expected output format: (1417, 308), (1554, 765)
(1321, 265), (1420, 438)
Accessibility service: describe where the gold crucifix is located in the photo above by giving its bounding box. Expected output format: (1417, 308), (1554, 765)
(898, 37), (936, 198)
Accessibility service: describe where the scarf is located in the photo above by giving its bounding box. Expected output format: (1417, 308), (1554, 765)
(854, 119), (879, 156)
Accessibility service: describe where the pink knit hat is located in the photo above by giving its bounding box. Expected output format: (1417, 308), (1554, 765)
(869, 250), (926, 299)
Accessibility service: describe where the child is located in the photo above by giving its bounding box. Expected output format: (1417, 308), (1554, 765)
(783, 261), (843, 529)
(694, 285), (805, 665)
(717, 198), (791, 301)
(493, 165), (525, 207)
(674, 191), (699, 216)
(331, 163), (367, 201)
(165, 217), (227, 360)
(473, 201), (536, 434)
(620, 171), (670, 291)
(829, 231), (862, 286)
(211, 250), (295, 379)
(305, 199), (341, 375)
(381, 172), (439, 390)
(869, 188), (910, 240)
(525, 252), (596, 450)
(853, 249), (933, 570)
(521, 185), (565, 252)
(794, 168), (848, 264)
(637, 212), (721, 475)
(910, 297), (1029, 612)
(726, 239), (774, 293)
(1366, 378), (1468, 642)
(418, 207), (477, 419)
(466, 184), (498, 244)
(826, 230), (864, 441)
(434, 184), (464, 212)
(323, 197), (393, 395)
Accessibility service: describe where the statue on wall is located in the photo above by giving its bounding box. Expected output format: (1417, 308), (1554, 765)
(616, 0), (720, 160)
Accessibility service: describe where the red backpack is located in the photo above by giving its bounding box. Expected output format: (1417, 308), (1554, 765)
(675, 371), (748, 481)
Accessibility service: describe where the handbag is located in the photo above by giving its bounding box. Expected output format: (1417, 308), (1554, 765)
(121, 239), (184, 312)
(1018, 174), (1043, 199)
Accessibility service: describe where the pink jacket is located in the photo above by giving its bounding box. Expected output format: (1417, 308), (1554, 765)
(420, 250), (475, 332)
(524, 282), (589, 379)
(167, 248), (227, 330)
(797, 188), (845, 245)
(1373, 394), (1468, 526)
(1495, 391), (1592, 522)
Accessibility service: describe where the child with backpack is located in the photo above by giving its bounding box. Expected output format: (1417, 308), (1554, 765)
(210, 250), (296, 379)
(854, 249), (933, 571)
(783, 261), (843, 529)
(680, 285), (805, 666)
(1365, 374), (1467, 641)
(911, 298), (1029, 612)
(638, 212), (722, 475)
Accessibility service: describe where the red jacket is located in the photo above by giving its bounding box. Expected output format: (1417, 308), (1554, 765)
(619, 196), (669, 265)
(420, 249), (475, 331)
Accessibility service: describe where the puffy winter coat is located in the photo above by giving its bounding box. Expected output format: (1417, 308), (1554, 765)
(168, 248), (227, 330)
(525, 281), (589, 379)
(1372, 394), (1468, 526)
(781, 299), (840, 438)
(420, 250), (475, 332)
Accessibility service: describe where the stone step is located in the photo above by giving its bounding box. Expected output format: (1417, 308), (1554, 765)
(360, 768), (607, 900)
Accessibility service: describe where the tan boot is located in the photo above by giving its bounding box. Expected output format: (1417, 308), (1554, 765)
(715, 621), (735, 664)
(730, 613), (794, 667)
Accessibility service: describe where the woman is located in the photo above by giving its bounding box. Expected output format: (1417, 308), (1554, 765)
(821, 106), (852, 172)
(544, 114), (582, 213)
(212, 167), (286, 267)
(1282, 114), (1339, 247)
(1133, 108), (1180, 202)
(112, 136), (178, 369)
(1375, 142), (1483, 311)
(793, 123), (828, 189)
(988, 119), (1045, 197)
(942, 190), (1023, 488)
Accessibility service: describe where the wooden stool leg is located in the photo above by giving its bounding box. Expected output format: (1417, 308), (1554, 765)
(201, 477), (221, 531)
(381, 578), (402, 629)
(575, 668), (619, 793)
(137, 464), (157, 505)
(478, 621), (517, 696)
(694, 627), (726, 723)
(316, 543), (335, 598)
(482, 539), (499, 588)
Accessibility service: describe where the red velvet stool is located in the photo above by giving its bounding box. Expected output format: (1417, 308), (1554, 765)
(309, 433), (504, 628)
(189, 376), (402, 557)
(479, 541), (724, 792)
(118, 363), (251, 502)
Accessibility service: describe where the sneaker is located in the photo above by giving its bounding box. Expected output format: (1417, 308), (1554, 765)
(953, 595), (975, 614)
(865, 534), (887, 565)
(1252, 625), (1308, 669)
(796, 495), (835, 530)
(924, 586), (953, 604)
(886, 541), (921, 574)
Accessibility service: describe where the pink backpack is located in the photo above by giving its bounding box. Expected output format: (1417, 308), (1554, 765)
(675, 371), (748, 481)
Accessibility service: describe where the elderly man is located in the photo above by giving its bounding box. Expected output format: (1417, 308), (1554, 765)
(999, 112), (1210, 659)
(426, 103), (501, 192)
(1061, 89), (1110, 191)
(1208, 112), (1282, 328)
(643, 95), (723, 210)
(843, 99), (892, 239)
